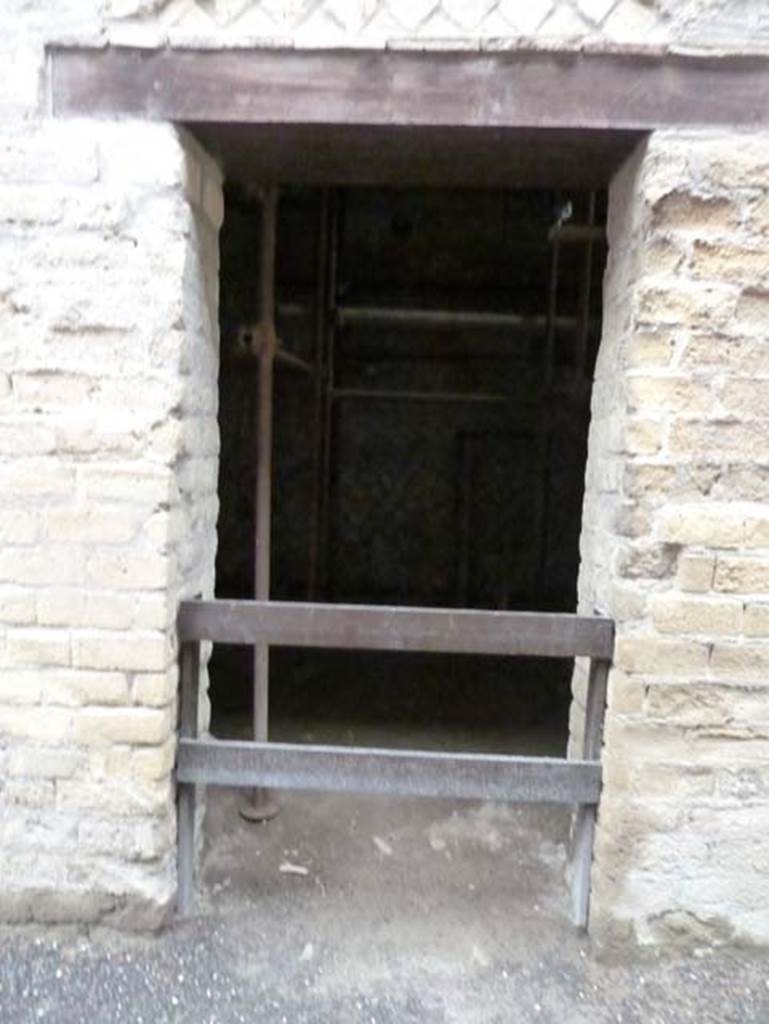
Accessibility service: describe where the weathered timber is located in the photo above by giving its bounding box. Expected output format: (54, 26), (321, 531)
(177, 599), (614, 659)
(177, 738), (602, 804)
(50, 46), (769, 130)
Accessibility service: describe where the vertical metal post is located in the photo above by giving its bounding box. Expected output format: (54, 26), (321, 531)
(538, 209), (560, 580)
(456, 437), (472, 608)
(177, 639), (200, 915)
(542, 226), (560, 396)
(307, 190), (330, 600)
(317, 190), (341, 599)
(576, 191), (596, 377)
(241, 186), (280, 823)
(570, 654), (609, 929)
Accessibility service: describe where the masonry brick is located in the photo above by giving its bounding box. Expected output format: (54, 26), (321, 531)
(680, 333), (769, 375)
(633, 763), (715, 800)
(721, 379), (769, 421)
(46, 504), (144, 545)
(71, 707), (172, 747)
(625, 331), (675, 369)
(6, 628), (70, 667)
(650, 594), (742, 636)
(689, 241), (769, 287)
(626, 376), (711, 414)
(41, 670), (129, 707)
(676, 554), (715, 593)
(735, 289), (769, 327)
(72, 631), (168, 673)
(0, 547), (84, 588)
(0, 707), (72, 742)
(614, 635), (710, 675)
(56, 777), (170, 817)
(658, 504), (743, 548)
(1, 672), (43, 705)
(132, 673), (174, 707)
(7, 747), (82, 780)
(709, 643), (769, 682)
(617, 542), (677, 581)
(84, 552), (169, 591)
(650, 192), (740, 234)
(78, 463), (174, 506)
(622, 463), (675, 500)
(743, 603), (769, 637)
(635, 283), (736, 330)
(624, 418), (663, 455)
(669, 420), (768, 461)
(714, 557), (769, 594)
(0, 588), (36, 625)
(0, 510), (40, 545)
(0, 461), (75, 498)
(132, 738), (176, 783)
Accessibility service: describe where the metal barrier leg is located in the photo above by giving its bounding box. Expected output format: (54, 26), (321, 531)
(570, 657), (609, 929)
(177, 640), (200, 915)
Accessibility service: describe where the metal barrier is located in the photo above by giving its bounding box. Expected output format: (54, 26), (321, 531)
(175, 599), (613, 927)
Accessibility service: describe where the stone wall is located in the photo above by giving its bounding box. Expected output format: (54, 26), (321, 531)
(574, 131), (769, 946)
(0, 3), (222, 926)
(4, 0), (769, 940)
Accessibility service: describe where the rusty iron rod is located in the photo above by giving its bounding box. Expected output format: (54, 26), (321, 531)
(576, 192), (597, 376)
(275, 347), (314, 374)
(456, 438), (472, 607)
(317, 190), (341, 599)
(542, 233), (560, 396)
(538, 204), (562, 581)
(307, 190), (330, 600)
(243, 186), (279, 822)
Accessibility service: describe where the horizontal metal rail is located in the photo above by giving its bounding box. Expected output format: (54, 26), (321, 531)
(335, 305), (596, 332)
(331, 386), (510, 405)
(279, 302), (601, 336)
(177, 738), (601, 804)
(177, 600), (614, 659)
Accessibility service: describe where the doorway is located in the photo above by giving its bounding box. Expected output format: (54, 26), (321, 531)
(209, 183), (606, 760)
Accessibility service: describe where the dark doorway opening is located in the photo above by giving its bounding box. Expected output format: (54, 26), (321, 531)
(210, 184), (606, 757)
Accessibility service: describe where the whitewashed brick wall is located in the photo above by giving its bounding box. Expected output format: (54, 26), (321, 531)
(575, 131), (769, 946)
(0, 3), (222, 926)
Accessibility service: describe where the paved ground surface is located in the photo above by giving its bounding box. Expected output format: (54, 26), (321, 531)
(1, 721), (768, 1023)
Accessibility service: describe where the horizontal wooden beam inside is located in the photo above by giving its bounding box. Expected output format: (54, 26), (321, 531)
(50, 45), (769, 130)
(177, 599), (614, 659)
(177, 738), (602, 804)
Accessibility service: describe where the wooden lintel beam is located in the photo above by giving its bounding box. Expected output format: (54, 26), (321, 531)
(49, 45), (769, 131)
